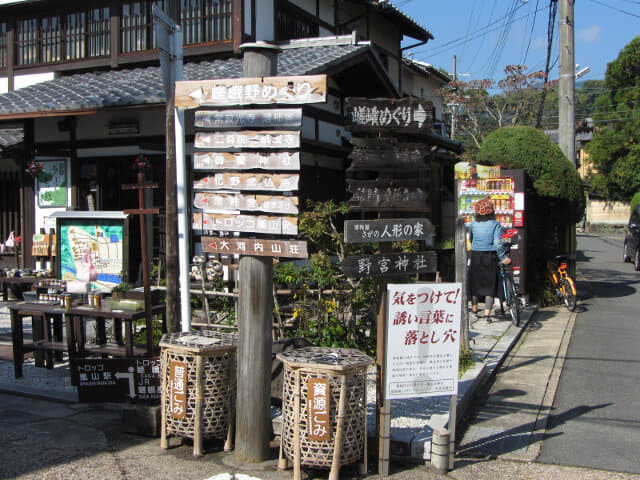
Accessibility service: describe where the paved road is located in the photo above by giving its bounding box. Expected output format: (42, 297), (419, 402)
(539, 234), (640, 473)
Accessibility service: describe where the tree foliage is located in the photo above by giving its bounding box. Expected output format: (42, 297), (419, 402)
(477, 126), (585, 302)
(440, 65), (545, 154)
(585, 36), (640, 201)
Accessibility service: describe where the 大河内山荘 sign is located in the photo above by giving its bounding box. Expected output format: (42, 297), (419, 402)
(385, 283), (462, 400)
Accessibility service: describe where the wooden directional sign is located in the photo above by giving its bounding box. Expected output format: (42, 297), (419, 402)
(348, 186), (428, 211)
(194, 192), (298, 214)
(194, 151), (300, 171)
(348, 138), (428, 171)
(342, 251), (437, 278)
(344, 218), (434, 244)
(202, 236), (308, 259)
(193, 173), (299, 192)
(345, 97), (433, 134)
(194, 213), (298, 235)
(195, 130), (300, 149)
(175, 75), (327, 108)
(195, 108), (302, 129)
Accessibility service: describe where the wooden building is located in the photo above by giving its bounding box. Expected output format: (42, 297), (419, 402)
(0, 0), (460, 269)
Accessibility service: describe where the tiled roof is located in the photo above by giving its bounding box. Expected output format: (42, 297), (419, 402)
(0, 43), (369, 117)
(0, 127), (23, 151)
(353, 1), (433, 42)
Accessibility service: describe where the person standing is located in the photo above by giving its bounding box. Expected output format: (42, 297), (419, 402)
(468, 197), (511, 319)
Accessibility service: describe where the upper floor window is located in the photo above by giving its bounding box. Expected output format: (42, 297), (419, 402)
(0, 23), (6, 68)
(181, 0), (232, 45)
(121, 1), (166, 53)
(15, 8), (110, 66)
(276, 1), (319, 41)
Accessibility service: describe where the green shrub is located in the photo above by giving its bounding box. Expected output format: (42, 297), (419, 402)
(630, 191), (640, 212)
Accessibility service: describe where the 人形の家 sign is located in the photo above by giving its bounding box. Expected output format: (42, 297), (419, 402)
(344, 218), (434, 244)
(385, 283), (462, 400)
(345, 97), (434, 134)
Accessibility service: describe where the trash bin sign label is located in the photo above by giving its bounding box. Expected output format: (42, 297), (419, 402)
(307, 377), (330, 442)
(385, 283), (462, 400)
(169, 360), (187, 419)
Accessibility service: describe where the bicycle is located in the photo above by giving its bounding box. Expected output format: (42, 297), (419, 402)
(545, 255), (577, 312)
(498, 230), (523, 326)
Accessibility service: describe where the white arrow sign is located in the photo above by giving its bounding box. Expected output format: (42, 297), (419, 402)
(414, 103), (428, 128)
(115, 367), (136, 399)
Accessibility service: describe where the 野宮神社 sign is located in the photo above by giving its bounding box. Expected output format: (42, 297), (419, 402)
(385, 283), (462, 400)
(193, 151), (300, 171)
(169, 360), (187, 419)
(307, 377), (331, 442)
(341, 251), (437, 278)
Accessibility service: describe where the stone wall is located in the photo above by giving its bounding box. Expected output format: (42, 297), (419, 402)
(586, 198), (630, 225)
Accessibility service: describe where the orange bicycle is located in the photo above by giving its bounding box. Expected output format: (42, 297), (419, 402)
(545, 256), (577, 312)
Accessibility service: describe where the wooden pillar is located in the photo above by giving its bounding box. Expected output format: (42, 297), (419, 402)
(234, 42), (280, 463)
(455, 217), (469, 351)
(164, 0), (180, 332)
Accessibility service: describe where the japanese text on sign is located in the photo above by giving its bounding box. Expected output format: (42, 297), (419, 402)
(169, 360), (187, 419)
(308, 377), (331, 442)
(385, 283), (462, 400)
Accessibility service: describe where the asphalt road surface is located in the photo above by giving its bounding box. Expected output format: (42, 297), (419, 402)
(539, 233), (640, 473)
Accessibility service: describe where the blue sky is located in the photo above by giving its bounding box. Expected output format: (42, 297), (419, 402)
(398, 0), (639, 82)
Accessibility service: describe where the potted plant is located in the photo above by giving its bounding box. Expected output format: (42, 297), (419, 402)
(111, 282), (132, 300)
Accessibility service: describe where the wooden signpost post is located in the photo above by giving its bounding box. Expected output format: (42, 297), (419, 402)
(343, 97), (440, 477)
(175, 45), (327, 463)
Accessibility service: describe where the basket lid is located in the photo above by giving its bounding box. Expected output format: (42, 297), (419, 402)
(160, 330), (237, 352)
(276, 346), (373, 372)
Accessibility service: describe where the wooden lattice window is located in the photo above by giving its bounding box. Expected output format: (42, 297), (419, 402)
(181, 0), (232, 46)
(121, 0), (166, 53)
(276, 1), (319, 41)
(88, 8), (110, 57)
(0, 23), (6, 68)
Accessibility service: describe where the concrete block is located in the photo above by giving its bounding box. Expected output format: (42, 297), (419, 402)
(122, 404), (161, 437)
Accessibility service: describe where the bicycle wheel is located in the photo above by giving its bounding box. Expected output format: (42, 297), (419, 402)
(503, 274), (521, 327)
(560, 278), (577, 312)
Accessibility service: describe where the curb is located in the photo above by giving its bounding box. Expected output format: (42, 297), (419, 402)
(406, 306), (538, 461)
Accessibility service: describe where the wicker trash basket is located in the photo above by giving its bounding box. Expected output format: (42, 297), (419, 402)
(276, 346), (373, 480)
(159, 331), (237, 456)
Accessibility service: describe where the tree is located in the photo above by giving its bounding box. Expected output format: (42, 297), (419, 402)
(440, 65), (545, 154)
(477, 126), (585, 302)
(585, 36), (640, 201)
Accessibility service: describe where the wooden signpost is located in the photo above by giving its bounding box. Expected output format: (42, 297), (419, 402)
(195, 108), (302, 129)
(193, 173), (300, 191)
(345, 97), (434, 134)
(348, 138), (429, 171)
(342, 251), (437, 278)
(193, 192), (298, 214)
(175, 75), (327, 108)
(343, 96), (441, 476)
(194, 213), (298, 235)
(344, 219), (434, 244)
(202, 236), (308, 258)
(194, 151), (300, 171)
(195, 130), (300, 149)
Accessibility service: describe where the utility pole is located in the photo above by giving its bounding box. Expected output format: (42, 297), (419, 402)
(451, 55), (457, 140)
(558, 0), (576, 165)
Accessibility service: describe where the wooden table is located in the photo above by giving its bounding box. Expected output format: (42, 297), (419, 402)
(0, 276), (53, 301)
(9, 300), (166, 385)
(9, 301), (73, 378)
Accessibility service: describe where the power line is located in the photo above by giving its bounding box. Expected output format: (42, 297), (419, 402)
(587, 0), (640, 18)
(412, 3), (549, 60)
(522, 0), (541, 65)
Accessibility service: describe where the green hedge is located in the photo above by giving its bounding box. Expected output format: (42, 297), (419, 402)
(631, 191), (640, 212)
(476, 126), (585, 222)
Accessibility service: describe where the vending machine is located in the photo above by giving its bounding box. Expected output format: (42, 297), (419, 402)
(456, 165), (527, 296)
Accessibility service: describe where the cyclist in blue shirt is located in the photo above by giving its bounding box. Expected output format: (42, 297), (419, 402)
(468, 197), (511, 319)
